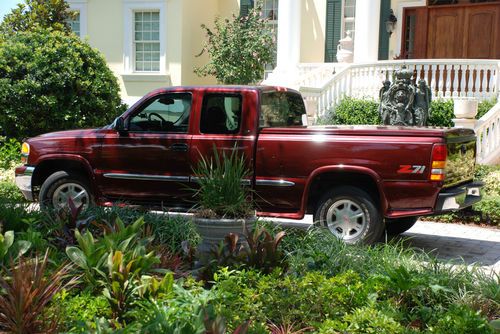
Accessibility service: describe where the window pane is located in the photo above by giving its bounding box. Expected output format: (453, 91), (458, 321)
(129, 93), (192, 133)
(134, 11), (161, 72)
(67, 11), (80, 37)
(260, 92), (306, 127)
(200, 95), (242, 134)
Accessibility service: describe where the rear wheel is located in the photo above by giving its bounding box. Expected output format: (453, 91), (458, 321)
(39, 171), (92, 211)
(314, 186), (384, 245)
(385, 217), (418, 235)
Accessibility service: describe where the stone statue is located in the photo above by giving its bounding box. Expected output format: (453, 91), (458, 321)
(379, 66), (432, 126)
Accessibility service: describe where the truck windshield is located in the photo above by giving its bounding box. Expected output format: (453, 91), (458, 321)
(260, 91), (306, 127)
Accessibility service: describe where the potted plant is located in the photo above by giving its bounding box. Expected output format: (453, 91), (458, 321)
(191, 147), (256, 253)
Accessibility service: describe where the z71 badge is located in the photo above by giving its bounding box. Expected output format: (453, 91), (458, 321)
(398, 165), (426, 174)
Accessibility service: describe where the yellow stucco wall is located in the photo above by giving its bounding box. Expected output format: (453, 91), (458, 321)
(300, 0), (326, 63)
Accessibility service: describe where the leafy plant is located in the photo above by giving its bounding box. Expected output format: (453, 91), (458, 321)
(192, 147), (253, 219)
(0, 28), (125, 140)
(0, 230), (31, 266)
(318, 97), (381, 125)
(244, 226), (287, 274)
(0, 252), (77, 333)
(0, 137), (20, 170)
(48, 290), (111, 333)
(66, 216), (157, 289)
(0, 0), (75, 37)
(195, 4), (275, 84)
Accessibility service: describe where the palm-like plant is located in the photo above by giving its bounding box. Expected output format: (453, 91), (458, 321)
(192, 147), (253, 219)
(0, 251), (77, 333)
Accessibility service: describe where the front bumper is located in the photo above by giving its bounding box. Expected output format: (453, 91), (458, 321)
(14, 166), (35, 201)
(434, 181), (483, 213)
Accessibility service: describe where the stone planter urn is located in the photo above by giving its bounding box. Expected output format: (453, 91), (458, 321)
(193, 216), (256, 253)
(454, 98), (478, 119)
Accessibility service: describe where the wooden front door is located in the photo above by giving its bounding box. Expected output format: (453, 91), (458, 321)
(402, 3), (500, 59)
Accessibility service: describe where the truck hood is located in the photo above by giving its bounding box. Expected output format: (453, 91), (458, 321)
(33, 128), (101, 140)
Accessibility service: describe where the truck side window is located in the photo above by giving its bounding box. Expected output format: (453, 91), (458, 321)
(129, 93), (192, 133)
(200, 94), (242, 134)
(260, 92), (306, 127)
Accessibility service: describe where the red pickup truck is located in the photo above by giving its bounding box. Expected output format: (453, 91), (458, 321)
(15, 86), (482, 244)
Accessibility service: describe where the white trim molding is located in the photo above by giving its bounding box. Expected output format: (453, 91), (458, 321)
(123, 0), (167, 76)
(66, 0), (88, 38)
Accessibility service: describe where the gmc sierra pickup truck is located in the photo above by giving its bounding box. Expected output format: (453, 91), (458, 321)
(15, 86), (483, 244)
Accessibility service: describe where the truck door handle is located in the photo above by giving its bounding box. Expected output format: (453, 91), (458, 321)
(169, 143), (189, 152)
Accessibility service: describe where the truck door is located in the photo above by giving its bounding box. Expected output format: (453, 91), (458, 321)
(189, 90), (258, 196)
(96, 91), (193, 207)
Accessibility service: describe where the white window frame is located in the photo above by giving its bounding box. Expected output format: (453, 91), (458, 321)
(341, 0), (355, 40)
(66, 0), (87, 38)
(123, 0), (166, 75)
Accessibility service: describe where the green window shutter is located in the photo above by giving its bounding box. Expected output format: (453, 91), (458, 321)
(240, 0), (254, 17)
(325, 0), (342, 63)
(378, 0), (391, 60)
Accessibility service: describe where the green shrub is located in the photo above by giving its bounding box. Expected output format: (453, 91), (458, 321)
(51, 290), (111, 333)
(213, 268), (370, 330)
(0, 28), (126, 140)
(0, 138), (20, 170)
(318, 97), (380, 125)
(428, 99), (455, 127)
(477, 99), (497, 119)
(195, 5), (275, 84)
(427, 304), (493, 334)
(318, 305), (405, 334)
(0, 181), (25, 203)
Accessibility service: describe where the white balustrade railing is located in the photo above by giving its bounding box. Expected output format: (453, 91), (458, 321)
(475, 101), (500, 165)
(299, 59), (500, 120)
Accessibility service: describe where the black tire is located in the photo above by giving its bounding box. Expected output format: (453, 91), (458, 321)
(385, 217), (418, 235)
(314, 186), (384, 245)
(39, 171), (92, 210)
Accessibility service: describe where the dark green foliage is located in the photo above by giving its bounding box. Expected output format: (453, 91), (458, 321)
(0, 29), (125, 140)
(0, 0), (74, 36)
(194, 4), (275, 84)
(428, 304), (494, 334)
(477, 99), (497, 119)
(0, 137), (20, 170)
(318, 97), (381, 125)
(0, 181), (26, 203)
(428, 99), (455, 127)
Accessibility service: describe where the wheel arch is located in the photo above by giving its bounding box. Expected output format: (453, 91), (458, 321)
(303, 165), (388, 216)
(32, 155), (96, 198)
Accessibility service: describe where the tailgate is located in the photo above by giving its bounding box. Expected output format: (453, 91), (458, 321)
(444, 128), (476, 188)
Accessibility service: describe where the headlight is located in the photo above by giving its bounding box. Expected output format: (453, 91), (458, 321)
(21, 142), (30, 164)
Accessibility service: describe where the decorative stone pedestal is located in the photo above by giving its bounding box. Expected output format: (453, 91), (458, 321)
(452, 98), (478, 129)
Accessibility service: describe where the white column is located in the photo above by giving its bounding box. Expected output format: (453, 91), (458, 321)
(264, 0), (301, 87)
(353, 0), (381, 63)
(276, 0), (301, 69)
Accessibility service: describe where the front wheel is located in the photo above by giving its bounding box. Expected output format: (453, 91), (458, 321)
(314, 186), (384, 245)
(39, 171), (93, 211)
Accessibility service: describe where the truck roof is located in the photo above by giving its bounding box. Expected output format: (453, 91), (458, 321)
(145, 85), (301, 95)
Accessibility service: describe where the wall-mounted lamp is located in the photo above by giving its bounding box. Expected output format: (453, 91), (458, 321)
(385, 9), (397, 35)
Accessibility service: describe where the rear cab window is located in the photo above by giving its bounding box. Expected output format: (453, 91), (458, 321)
(260, 91), (306, 127)
(200, 93), (243, 134)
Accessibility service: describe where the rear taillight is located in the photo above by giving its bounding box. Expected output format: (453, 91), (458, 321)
(430, 143), (447, 181)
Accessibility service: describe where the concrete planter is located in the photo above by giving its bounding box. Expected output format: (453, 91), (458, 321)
(193, 216), (256, 253)
(454, 98), (478, 119)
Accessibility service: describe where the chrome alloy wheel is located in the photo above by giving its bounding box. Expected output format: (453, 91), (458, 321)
(325, 199), (368, 241)
(52, 182), (89, 210)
